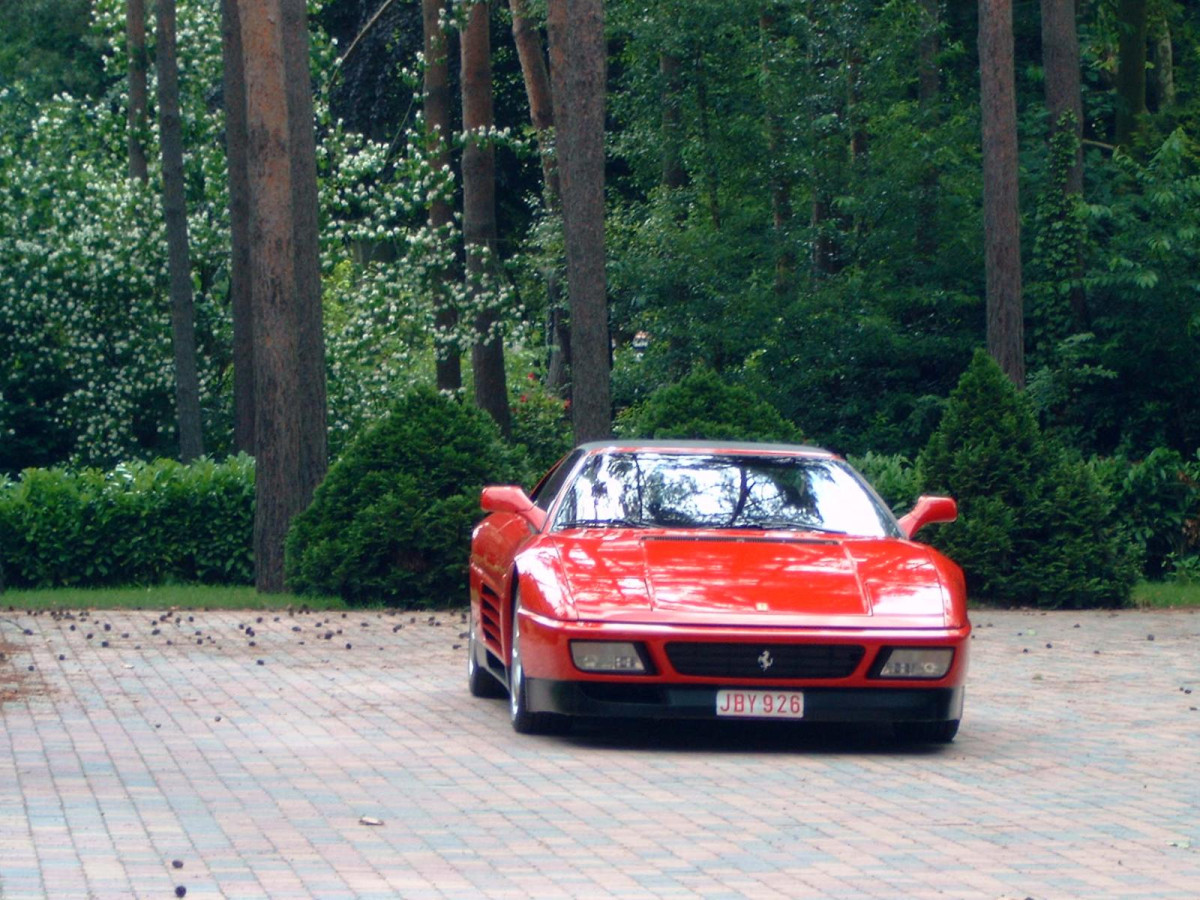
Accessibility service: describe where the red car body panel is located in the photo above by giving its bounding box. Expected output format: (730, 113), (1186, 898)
(467, 441), (970, 734)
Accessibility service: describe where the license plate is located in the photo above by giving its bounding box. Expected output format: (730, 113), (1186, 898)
(715, 689), (804, 719)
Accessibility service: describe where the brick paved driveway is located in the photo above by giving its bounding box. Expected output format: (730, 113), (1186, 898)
(1, 606), (1198, 899)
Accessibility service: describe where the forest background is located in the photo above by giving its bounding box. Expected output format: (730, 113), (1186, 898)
(1, 0), (1199, 602)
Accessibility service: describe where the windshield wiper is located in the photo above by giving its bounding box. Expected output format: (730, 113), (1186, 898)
(725, 518), (847, 535)
(557, 517), (649, 529)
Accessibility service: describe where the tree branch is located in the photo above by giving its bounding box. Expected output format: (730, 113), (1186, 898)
(337, 0), (399, 68)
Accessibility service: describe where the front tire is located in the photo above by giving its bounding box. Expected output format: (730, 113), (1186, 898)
(508, 590), (568, 735)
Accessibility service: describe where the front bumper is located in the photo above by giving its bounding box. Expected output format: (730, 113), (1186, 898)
(526, 678), (965, 723)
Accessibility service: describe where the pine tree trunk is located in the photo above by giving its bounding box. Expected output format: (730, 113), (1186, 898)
(979, 0), (1025, 387)
(510, 0), (558, 201)
(1150, 14), (1175, 110)
(1041, 0), (1083, 194)
(423, 0), (461, 392)
(550, 0), (611, 442)
(1041, 0), (1087, 329)
(221, 0), (255, 454)
(509, 0), (568, 395)
(238, 0), (325, 592)
(1114, 0), (1147, 148)
(126, 0), (148, 182)
(281, 0), (327, 500)
(461, 0), (511, 435)
(156, 0), (204, 463)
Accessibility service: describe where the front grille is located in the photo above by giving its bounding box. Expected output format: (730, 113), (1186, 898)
(664, 642), (864, 679)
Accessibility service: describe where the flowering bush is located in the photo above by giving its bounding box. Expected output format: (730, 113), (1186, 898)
(1, 0), (531, 474)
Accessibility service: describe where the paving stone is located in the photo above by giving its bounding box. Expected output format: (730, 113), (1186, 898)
(1, 608), (1198, 897)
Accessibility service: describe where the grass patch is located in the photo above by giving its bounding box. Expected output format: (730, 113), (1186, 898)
(1131, 580), (1200, 609)
(0, 585), (351, 612)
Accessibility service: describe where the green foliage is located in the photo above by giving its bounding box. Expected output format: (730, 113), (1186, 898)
(847, 452), (921, 513)
(1068, 130), (1200, 453)
(0, 0), (104, 108)
(509, 374), (573, 477)
(918, 350), (1137, 608)
(749, 278), (977, 456)
(0, 455), (254, 589)
(0, 0), (532, 472)
(0, 0), (234, 472)
(285, 389), (526, 607)
(615, 369), (802, 443)
(1018, 454), (1141, 609)
(1026, 118), (1088, 372)
(1101, 448), (1200, 580)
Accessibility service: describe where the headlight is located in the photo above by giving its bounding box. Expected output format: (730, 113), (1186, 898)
(570, 641), (648, 673)
(875, 647), (954, 679)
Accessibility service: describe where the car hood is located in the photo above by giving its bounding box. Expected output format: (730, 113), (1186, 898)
(549, 531), (955, 628)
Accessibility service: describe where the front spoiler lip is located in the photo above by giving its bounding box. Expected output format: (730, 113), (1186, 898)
(511, 609), (971, 685)
(527, 679), (965, 723)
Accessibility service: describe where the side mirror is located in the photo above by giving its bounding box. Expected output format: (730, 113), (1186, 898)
(480, 485), (546, 530)
(897, 495), (957, 539)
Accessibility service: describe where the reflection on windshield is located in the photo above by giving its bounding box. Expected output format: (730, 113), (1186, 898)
(552, 452), (896, 537)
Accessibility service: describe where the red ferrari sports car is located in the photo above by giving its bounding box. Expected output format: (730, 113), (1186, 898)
(467, 441), (969, 741)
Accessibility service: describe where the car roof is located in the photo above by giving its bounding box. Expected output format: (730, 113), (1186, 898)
(575, 439), (837, 458)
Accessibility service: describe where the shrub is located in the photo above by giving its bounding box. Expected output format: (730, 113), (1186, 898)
(1102, 448), (1200, 580)
(0, 455), (254, 589)
(1017, 454), (1140, 608)
(918, 350), (1136, 608)
(847, 451), (921, 512)
(616, 368), (802, 443)
(285, 388), (526, 607)
(509, 375), (573, 477)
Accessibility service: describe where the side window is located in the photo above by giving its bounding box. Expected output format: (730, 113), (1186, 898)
(530, 450), (583, 510)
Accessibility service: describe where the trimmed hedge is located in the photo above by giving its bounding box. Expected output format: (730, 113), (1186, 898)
(284, 388), (527, 607)
(0, 455), (254, 589)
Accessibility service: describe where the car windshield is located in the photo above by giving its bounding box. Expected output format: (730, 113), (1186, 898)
(551, 451), (898, 537)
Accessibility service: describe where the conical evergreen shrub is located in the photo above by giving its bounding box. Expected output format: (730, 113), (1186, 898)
(919, 349), (1136, 607)
(285, 389), (526, 606)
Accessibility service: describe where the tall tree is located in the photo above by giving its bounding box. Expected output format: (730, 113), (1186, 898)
(1114, 0), (1148, 147)
(423, 0), (461, 392)
(126, 0), (148, 181)
(508, 0), (569, 393)
(461, 0), (511, 434)
(1040, 0), (1087, 332)
(1149, 10), (1175, 111)
(1041, 0), (1083, 194)
(281, 0), (327, 499)
(221, 0), (255, 453)
(549, 0), (611, 441)
(156, 0), (204, 462)
(236, 0), (327, 592)
(979, 0), (1024, 387)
